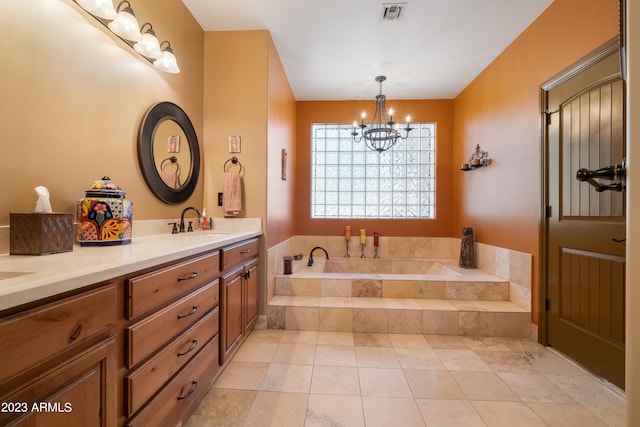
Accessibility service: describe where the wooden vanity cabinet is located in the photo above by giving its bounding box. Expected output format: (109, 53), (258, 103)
(0, 284), (118, 427)
(124, 250), (221, 423)
(220, 238), (260, 364)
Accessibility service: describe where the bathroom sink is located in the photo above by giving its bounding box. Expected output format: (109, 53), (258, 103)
(0, 271), (32, 280)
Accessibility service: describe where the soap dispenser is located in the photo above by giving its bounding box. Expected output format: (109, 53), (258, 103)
(199, 208), (210, 230)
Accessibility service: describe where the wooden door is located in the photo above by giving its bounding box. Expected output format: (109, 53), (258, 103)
(244, 259), (259, 331)
(220, 266), (244, 363)
(544, 48), (625, 388)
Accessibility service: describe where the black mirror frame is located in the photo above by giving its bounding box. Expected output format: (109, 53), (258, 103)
(138, 102), (200, 204)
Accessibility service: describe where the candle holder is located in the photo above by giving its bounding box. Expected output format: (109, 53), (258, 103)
(360, 243), (366, 258)
(344, 240), (351, 258)
(374, 246), (379, 258)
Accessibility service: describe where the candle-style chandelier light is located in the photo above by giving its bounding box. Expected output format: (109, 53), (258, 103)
(351, 75), (413, 152)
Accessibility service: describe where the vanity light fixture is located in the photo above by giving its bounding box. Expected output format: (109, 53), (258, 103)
(75, 0), (117, 20)
(71, 0), (180, 73)
(461, 144), (492, 171)
(107, 1), (142, 42)
(154, 41), (180, 74)
(134, 23), (162, 59)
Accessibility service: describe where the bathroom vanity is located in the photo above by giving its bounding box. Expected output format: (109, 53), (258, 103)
(0, 226), (261, 427)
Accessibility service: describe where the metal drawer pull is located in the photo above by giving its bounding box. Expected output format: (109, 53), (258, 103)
(240, 249), (251, 254)
(177, 340), (198, 357)
(177, 381), (198, 400)
(69, 323), (83, 343)
(178, 272), (199, 281)
(177, 305), (199, 319)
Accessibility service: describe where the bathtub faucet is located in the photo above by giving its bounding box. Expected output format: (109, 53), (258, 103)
(308, 246), (329, 267)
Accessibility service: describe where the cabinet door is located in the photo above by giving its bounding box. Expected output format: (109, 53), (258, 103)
(244, 259), (259, 331)
(220, 267), (243, 363)
(0, 337), (116, 427)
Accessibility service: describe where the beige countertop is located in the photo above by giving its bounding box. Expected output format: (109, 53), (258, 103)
(0, 219), (262, 312)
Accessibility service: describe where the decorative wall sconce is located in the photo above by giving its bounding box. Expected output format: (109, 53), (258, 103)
(72, 0), (180, 73)
(461, 144), (492, 171)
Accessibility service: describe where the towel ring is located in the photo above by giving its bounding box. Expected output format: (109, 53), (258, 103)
(224, 156), (244, 174)
(161, 156), (182, 186)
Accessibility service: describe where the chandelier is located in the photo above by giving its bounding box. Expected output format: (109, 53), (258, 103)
(351, 75), (413, 152)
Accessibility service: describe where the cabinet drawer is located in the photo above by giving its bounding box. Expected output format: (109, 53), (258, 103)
(126, 280), (219, 367)
(126, 251), (219, 319)
(220, 238), (259, 271)
(126, 336), (219, 427)
(125, 308), (219, 416)
(0, 284), (116, 384)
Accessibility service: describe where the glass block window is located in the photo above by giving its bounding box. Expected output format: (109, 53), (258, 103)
(311, 123), (436, 218)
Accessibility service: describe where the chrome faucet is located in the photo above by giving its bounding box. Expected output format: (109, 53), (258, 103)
(308, 246), (329, 267)
(179, 207), (201, 232)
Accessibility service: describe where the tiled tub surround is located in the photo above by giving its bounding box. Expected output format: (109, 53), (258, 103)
(266, 236), (532, 338)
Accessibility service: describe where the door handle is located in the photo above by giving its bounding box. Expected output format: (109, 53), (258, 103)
(576, 160), (626, 192)
(612, 237), (626, 243)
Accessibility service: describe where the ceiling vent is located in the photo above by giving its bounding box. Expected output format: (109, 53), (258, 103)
(380, 3), (406, 21)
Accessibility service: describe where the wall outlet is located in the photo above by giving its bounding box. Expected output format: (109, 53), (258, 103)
(218, 193), (223, 206)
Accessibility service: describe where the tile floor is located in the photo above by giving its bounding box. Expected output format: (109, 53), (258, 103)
(184, 330), (625, 427)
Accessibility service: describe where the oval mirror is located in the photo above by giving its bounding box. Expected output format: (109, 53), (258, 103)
(138, 102), (200, 204)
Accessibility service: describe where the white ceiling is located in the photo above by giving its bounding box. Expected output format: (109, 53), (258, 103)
(181, 0), (554, 100)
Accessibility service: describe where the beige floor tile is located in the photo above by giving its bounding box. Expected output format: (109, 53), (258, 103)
(451, 371), (520, 401)
(245, 329), (285, 343)
(271, 343), (316, 365)
(528, 350), (588, 375)
(416, 398), (485, 426)
(404, 370), (465, 399)
(358, 367), (412, 398)
(280, 330), (318, 344)
(260, 363), (313, 393)
(213, 361), (269, 390)
(318, 307), (353, 332)
(184, 388), (256, 427)
(472, 401), (546, 427)
(463, 336), (513, 351)
(435, 349), (492, 371)
(231, 341), (278, 363)
(310, 366), (361, 395)
(353, 332), (393, 347)
(305, 394), (365, 427)
(396, 347), (446, 370)
(355, 346), (400, 368)
(362, 396), (426, 427)
(186, 332), (627, 427)
(475, 350), (540, 373)
(285, 306), (319, 330)
(314, 344), (357, 367)
(388, 333), (431, 348)
(498, 372), (575, 403)
(425, 334), (470, 349)
(244, 391), (308, 427)
(317, 331), (354, 346)
(527, 402), (607, 426)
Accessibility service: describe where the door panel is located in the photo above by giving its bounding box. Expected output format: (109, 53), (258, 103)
(545, 50), (625, 388)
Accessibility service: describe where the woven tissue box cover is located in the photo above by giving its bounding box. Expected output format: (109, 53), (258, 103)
(10, 213), (74, 255)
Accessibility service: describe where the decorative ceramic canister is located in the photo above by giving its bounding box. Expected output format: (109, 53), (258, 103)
(77, 176), (133, 246)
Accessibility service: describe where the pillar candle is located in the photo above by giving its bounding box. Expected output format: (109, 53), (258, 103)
(345, 225), (351, 241)
(360, 229), (366, 245)
(373, 232), (379, 247)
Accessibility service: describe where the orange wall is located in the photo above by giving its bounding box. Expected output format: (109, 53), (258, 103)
(453, 0), (619, 323)
(0, 0), (204, 226)
(203, 31), (269, 221)
(266, 37), (297, 247)
(295, 100), (454, 237)
(203, 30), (296, 248)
